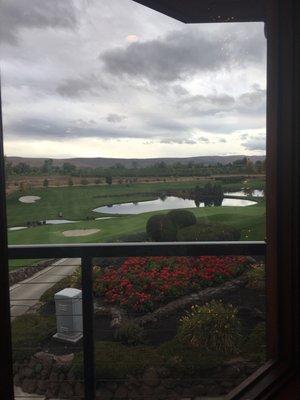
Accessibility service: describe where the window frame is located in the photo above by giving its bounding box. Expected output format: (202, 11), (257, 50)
(0, 0), (299, 398)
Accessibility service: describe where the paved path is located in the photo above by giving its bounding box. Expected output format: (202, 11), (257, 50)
(10, 258), (81, 319)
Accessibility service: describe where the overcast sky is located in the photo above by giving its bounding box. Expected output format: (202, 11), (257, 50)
(0, 0), (266, 159)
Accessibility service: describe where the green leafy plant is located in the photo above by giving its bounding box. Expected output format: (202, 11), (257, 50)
(246, 263), (265, 290)
(72, 341), (162, 380)
(178, 300), (241, 354)
(243, 323), (266, 363)
(146, 214), (177, 241)
(114, 321), (146, 345)
(11, 314), (56, 362)
(167, 209), (197, 229)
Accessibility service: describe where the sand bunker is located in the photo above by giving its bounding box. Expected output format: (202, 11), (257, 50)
(19, 196), (41, 204)
(62, 229), (100, 237)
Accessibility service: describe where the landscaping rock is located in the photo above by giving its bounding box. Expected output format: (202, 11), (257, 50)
(34, 351), (54, 367)
(49, 371), (59, 383)
(162, 378), (176, 389)
(9, 259), (57, 286)
(22, 378), (37, 393)
(45, 381), (59, 398)
(55, 353), (74, 365)
(95, 387), (113, 400)
(14, 374), (21, 387)
(58, 382), (73, 398)
(191, 384), (206, 396)
(114, 385), (128, 399)
(143, 367), (160, 387)
(74, 382), (85, 397)
(23, 367), (33, 378)
(154, 385), (168, 399)
(140, 385), (154, 398)
(37, 379), (47, 393)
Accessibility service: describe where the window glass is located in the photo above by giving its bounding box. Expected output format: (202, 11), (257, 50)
(2, 0), (266, 248)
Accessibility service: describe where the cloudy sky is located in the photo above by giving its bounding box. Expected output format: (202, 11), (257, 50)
(0, 0), (266, 159)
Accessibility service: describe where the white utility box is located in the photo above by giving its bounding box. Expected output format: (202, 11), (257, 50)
(53, 288), (83, 343)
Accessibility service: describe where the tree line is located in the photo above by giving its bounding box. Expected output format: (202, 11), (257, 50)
(5, 156), (266, 179)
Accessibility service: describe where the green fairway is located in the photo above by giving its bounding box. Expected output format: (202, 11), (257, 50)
(7, 179), (264, 227)
(8, 202), (265, 246)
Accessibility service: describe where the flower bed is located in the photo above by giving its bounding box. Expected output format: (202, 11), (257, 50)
(94, 256), (249, 312)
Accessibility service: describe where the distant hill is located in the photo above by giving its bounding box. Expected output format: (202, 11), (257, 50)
(7, 155), (265, 169)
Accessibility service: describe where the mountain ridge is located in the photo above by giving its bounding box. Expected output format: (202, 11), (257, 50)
(7, 155), (265, 168)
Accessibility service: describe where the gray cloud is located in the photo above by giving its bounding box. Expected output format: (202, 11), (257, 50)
(0, 0), (78, 45)
(180, 87), (266, 119)
(100, 27), (265, 83)
(106, 114), (127, 124)
(199, 137), (210, 143)
(160, 138), (197, 145)
(56, 75), (110, 98)
(242, 135), (266, 151)
(148, 119), (188, 132)
(6, 117), (190, 142)
(172, 85), (189, 96)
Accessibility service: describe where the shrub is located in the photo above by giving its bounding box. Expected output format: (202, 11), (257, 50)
(11, 314), (56, 362)
(81, 178), (89, 185)
(72, 341), (162, 380)
(146, 215), (177, 242)
(159, 338), (224, 375)
(178, 300), (241, 354)
(40, 276), (72, 304)
(215, 176), (245, 184)
(114, 321), (146, 345)
(243, 323), (266, 363)
(117, 231), (149, 242)
(167, 209), (197, 229)
(105, 176), (112, 185)
(178, 222), (241, 241)
(246, 263), (265, 290)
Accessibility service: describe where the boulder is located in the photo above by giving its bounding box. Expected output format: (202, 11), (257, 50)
(54, 353), (74, 365)
(114, 385), (128, 399)
(95, 387), (113, 400)
(58, 382), (73, 398)
(22, 378), (37, 394)
(142, 368), (160, 387)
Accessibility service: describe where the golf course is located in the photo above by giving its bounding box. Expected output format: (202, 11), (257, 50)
(7, 178), (266, 247)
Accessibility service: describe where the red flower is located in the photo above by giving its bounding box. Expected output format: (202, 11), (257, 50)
(93, 256), (249, 312)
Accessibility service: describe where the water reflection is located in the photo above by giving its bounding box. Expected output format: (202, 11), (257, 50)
(93, 196), (257, 215)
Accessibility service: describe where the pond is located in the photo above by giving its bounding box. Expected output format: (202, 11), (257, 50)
(93, 195), (257, 215)
(224, 189), (264, 197)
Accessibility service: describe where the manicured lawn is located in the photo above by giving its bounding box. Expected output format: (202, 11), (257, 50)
(8, 202), (265, 245)
(9, 259), (44, 271)
(6, 179), (264, 227)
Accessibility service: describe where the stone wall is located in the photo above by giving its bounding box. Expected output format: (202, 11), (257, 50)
(14, 351), (258, 400)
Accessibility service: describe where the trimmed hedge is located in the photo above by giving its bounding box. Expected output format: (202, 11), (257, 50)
(146, 215), (177, 242)
(167, 209), (197, 229)
(177, 222), (241, 241)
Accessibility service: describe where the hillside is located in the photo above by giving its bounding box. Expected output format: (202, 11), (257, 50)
(7, 155), (265, 169)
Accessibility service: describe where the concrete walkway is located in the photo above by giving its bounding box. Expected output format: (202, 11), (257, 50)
(10, 258), (81, 319)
